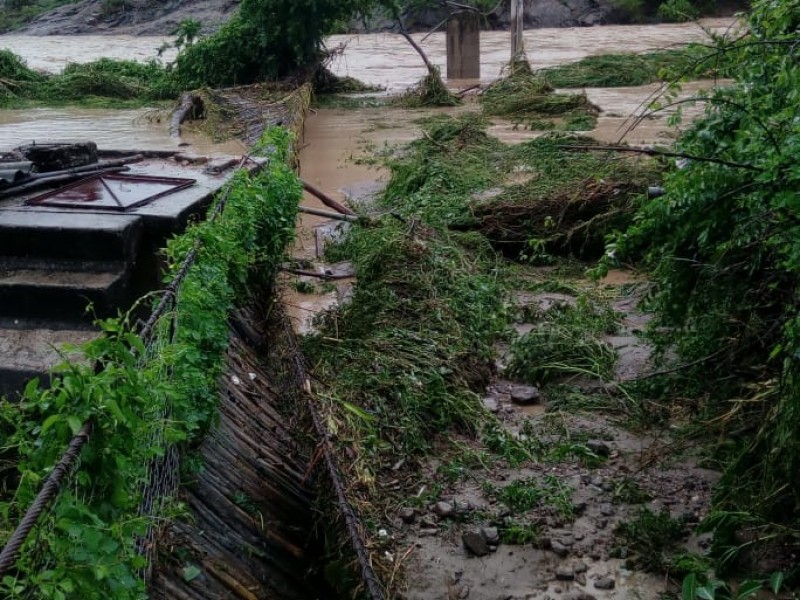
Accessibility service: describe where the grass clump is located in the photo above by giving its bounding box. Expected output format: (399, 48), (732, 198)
(304, 221), (507, 463)
(485, 476), (573, 519)
(508, 294), (619, 384)
(481, 71), (597, 129)
(538, 48), (715, 88)
(398, 67), (460, 108)
(614, 508), (690, 573)
(0, 52), (177, 108)
(466, 136), (660, 260)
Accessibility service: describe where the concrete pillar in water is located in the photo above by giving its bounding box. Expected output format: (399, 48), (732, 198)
(511, 0), (525, 62)
(446, 12), (480, 80)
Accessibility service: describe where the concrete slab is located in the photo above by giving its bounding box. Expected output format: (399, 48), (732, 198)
(0, 155), (268, 237)
(0, 262), (128, 320)
(0, 325), (96, 399)
(0, 209), (143, 262)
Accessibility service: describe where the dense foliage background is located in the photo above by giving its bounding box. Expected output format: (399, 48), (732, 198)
(609, 0), (800, 572)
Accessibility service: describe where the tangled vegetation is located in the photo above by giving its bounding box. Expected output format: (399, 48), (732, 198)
(538, 48), (720, 88)
(172, 0), (376, 88)
(602, 0), (800, 578)
(301, 114), (664, 594)
(0, 129), (301, 599)
(0, 51), (176, 107)
(481, 71), (599, 131)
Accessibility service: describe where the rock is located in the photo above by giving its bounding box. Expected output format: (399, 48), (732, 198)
(556, 569), (575, 581)
(558, 535), (575, 547)
(483, 526), (500, 545)
(550, 539), (569, 557)
(399, 507), (416, 524)
(482, 396), (500, 413)
(575, 572), (587, 586)
(600, 505), (615, 517)
(573, 562), (589, 574)
(565, 592), (597, 600)
(510, 384), (540, 405)
(596, 518), (608, 530)
(420, 515), (437, 528)
(463, 529), (490, 557)
(594, 577), (615, 590)
(586, 440), (611, 457)
(434, 501), (454, 518)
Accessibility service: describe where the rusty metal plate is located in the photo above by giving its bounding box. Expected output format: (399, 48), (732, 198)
(26, 173), (196, 211)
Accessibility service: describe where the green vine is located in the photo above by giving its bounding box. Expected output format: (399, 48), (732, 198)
(0, 127), (301, 599)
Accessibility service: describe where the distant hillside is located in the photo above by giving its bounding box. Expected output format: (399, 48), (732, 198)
(11, 0), (238, 35)
(6, 0), (742, 36)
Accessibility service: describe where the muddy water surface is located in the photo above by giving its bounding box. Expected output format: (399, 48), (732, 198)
(2, 18), (736, 86)
(0, 107), (247, 153)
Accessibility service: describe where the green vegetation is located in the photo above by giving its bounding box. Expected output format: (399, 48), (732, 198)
(614, 508), (689, 572)
(0, 129), (301, 599)
(173, 0), (376, 88)
(0, 52), (176, 108)
(481, 71), (598, 130)
(397, 66), (460, 108)
(485, 476), (573, 519)
(0, 0), (78, 32)
(600, 0), (800, 579)
(538, 48), (719, 89)
(508, 294), (619, 384)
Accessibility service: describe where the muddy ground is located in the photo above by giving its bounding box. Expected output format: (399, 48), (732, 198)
(285, 89), (722, 597)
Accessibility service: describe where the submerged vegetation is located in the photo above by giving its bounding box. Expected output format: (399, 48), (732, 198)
(481, 71), (598, 130)
(538, 48), (720, 88)
(0, 51), (176, 108)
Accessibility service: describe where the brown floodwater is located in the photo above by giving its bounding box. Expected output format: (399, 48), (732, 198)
(1, 17), (737, 86)
(0, 107), (247, 153)
(0, 20), (736, 330)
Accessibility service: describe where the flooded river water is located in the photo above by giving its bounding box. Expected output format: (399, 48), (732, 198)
(0, 18), (736, 150)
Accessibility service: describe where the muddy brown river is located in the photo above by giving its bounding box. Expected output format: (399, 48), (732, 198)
(0, 18), (736, 150)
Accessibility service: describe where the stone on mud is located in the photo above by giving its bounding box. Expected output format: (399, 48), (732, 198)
(550, 539), (569, 557)
(482, 526), (500, 545)
(434, 501), (454, 518)
(399, 507), (416, 524)
(586, 439), (611, 457)
(509, 384), (540, 405)
(462, 529), (490, 557)
(482, 396), (500, 413)
(594, 577), (615, 590)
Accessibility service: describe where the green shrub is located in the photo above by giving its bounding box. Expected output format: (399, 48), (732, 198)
(658, 0), (700, 22)
(604, 0), (800, 569)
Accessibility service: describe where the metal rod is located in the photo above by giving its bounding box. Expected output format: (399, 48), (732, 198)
(298, 205), (360, 222)
(0, 422), (92, 575)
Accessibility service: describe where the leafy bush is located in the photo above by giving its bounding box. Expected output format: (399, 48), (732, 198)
(173, 0), (375, 88)
(605, 0), (800, 569)
(658, 0), (700, 22)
